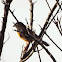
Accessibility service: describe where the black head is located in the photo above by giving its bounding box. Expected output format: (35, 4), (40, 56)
(13, 22), (26, 29)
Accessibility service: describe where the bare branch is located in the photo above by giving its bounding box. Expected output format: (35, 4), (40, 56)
(0, 0), (12, 57)
(45, 0), (51, 11)
(39, 2), (57, 39)
(45, 33), (62, 51)
(20, 46), (34, 62)
(53, 16), (62, 35)
(55, 0), (62, 10)
(45, 0), (56, 21)
(42, 45), (56, 62)
(37, 46), (41, 62)
(29, 0), (34, 30)
(46, 7), (60, 29)
(39, 25), (62, 51)
(9, 9), (19, 22)
(25, 18), (29, 28)
(20, 31), (56, 62)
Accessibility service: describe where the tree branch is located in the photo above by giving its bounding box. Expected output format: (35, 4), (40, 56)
(37, 46), (41, 62)
(20, 31), (56, 62)
(0, 0), (12, 57)
(45, 0), (62, 35)
(39, 25), (62, 51)
(9, 9), (19, 22)
(55, 0), (62, 10)
(29, 0), (34, 30)
(39, 2), (57, 38)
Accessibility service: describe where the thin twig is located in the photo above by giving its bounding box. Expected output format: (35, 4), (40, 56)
(54, 17), (62, 35)
(45, 0), (56, 21)
(45, 0), (62, 35)
(42, 45), (56, 62)
(3, 33), (10, 44)
(21, 45), (24, 59)
(37, 46), (41, 62)
(39, 2), (57, 39)
(46, 7), (60, 29)
(39, 25), (62, 51)
(9, 9), (19, 22)
(25, 18), (29, 28)
(55, 0), (62, 10)
(45, 33), (62, 51)
(28, 32), (56, 62)
(57, 17), (62, 31)
(45, 0), (51, 11)
(29, 0), (34, 30)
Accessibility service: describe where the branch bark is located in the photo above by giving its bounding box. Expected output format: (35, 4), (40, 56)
(9, 9), (19, 22)
(29, 0), (34, 30)
(39, 2), (57, 38)
(0, 0), (12, 57)
(55, 0), (62, 10)
(37, 46), (41, 62)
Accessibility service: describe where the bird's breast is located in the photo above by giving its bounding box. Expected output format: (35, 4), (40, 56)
(17, 32), (30, 42)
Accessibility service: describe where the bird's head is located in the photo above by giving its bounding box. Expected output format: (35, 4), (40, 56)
(13, 22), (26, 29)
(13, 22), (27, 33)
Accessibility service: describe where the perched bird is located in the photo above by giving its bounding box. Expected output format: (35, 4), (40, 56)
(13, 22), (49, 52)
(13, 22), (34, 52)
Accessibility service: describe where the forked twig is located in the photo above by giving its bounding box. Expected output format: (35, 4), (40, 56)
(56, 17), (62, 35)
(45, 0), (62, 35)
(46, 7), (60, 29)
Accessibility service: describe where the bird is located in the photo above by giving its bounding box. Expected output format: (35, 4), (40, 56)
(13, 22), (34, 52)
(13, 22), (49, 53)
